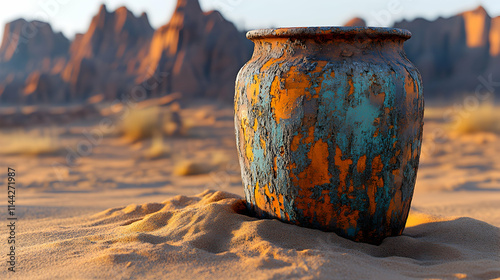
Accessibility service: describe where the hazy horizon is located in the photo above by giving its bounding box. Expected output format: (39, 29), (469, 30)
(1, 0), (500, 41)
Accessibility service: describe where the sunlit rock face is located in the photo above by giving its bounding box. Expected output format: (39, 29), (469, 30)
(0, 19), (70, 104)
(139, 0), (253, 101)
(393, 6), (500, 99)
(0, 0), (252, 105)
(0, 19), (69, 70)
(3, 3), (500, 104)
(61, 4), (155, 101)
(344, 6), (500, 100)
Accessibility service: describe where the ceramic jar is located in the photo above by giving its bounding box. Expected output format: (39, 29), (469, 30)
(234, 27), (424, 244)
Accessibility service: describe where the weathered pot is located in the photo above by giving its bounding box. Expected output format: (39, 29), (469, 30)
(234, 27), (424, 244)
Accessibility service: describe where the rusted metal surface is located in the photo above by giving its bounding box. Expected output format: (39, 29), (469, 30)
(234, 27), (424, 244)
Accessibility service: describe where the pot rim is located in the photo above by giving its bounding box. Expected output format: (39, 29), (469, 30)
(247, 26), (411, 40)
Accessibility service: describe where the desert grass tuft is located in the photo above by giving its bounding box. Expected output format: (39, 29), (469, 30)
(119, 105), (184, 143)
(118, 106), (162, 143)
(451, 104), (500, 135)
(173, 160), (212, 176)
(144, 132), (170, 160)
(0, 128), (62, 156)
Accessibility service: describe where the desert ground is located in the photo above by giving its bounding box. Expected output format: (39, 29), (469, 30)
(0, 101), (499, 279)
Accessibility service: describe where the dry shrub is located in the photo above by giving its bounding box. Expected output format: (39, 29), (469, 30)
(451, 104), (500, 135)
(173, 160), (212, 176)
(119, 105), (184, 143)
(424, 106), (446, 121)
(119, 106), (162, 143)
(0, 128), (61, 156)
(144, 132), (170, 160)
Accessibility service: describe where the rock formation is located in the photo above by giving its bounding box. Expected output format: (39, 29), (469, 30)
(0, 19), (69, 104)
(61, 4), (155, 100)
(2, 2), (500, 105)
(393, 6), (497, 99)
(341, 6), (500, 100)
(138, 0), (253, 100)
(0, 19), (69, 70)
(0, 0), (252, 105)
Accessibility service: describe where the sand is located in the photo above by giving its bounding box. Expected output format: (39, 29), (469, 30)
(6, 190), (499, 279)
(1, 105), (500, 279)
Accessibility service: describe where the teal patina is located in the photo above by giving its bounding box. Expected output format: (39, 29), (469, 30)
(234, 27), (424, 244)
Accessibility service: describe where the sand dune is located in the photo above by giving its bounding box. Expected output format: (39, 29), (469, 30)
(9, 190), (499, 279)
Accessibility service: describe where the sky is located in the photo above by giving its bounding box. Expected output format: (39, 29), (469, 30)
(1, 0), (500, 40)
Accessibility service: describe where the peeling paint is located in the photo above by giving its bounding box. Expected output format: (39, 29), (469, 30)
(235, 27), (424, 245)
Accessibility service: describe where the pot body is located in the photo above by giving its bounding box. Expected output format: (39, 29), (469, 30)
(234, 27), (424, 244)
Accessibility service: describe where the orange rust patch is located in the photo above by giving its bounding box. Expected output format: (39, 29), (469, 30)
(260, 57), (281, 71)
(348, 76), (355, 96)
(270, 66), (314, 123)
(367, 155), (384, 216)
(254, 182), (285, 219)
(337, 205), (360, 232)
(371, 90), (386, 107)
(241, 117), (254, 162)
(404, 74), (418, 109)
(304, 126), (315, 145)
(291, 139), (332, 223)
(372, 155), (384, 174)
(299, 139), (331, 187)
(357, 155), (367, 173)
(401, 144), (412, 170)
(291, 132), (303, 152)
(367, 184), (377, 216)
(413, 146), (419, 159)
(254, 182), (266, 211)
(261, 59), (276, 71)
(247, 75), (260, 105)
(312, 61), (328, 97)
(335, 146), (353, 192)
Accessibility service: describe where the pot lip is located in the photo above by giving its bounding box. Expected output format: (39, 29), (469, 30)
(247, 26), (412, 40)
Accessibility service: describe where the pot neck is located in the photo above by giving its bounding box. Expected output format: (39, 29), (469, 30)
(248, 27), (410, 59)
(251, 36), (406, 59)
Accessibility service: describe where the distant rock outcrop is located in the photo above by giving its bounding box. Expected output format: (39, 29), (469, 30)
(394, 6), (500, 99)
(0, 0), (252, 105)
(342, 7), (500, 99)
(3, 2), (500, 105)
(0, 19), (69, 70)
(67, 4), (153, 69)
(0, 19), (70, 104)
(139, 0), (253, 100)
(61, 4), (155, 101)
